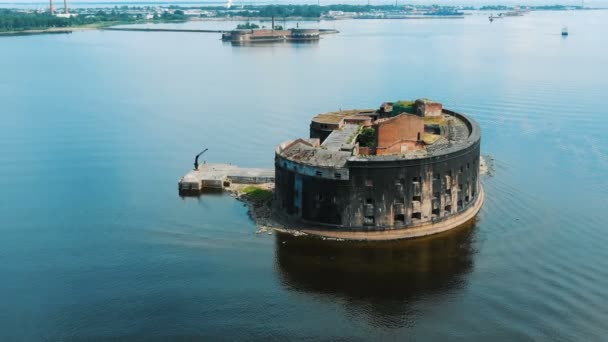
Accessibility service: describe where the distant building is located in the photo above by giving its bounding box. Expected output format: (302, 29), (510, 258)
(55, 13), (77, 18)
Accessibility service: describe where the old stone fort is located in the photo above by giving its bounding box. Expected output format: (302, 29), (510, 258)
(273, 98), (483, 240)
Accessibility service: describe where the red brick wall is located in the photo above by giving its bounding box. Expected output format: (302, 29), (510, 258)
(375, 114), (424, 151)
(376, 141), (420, 155)
(416, 101), (443, 117)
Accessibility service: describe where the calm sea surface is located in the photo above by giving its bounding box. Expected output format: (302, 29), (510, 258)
(1, 10), (608, 341)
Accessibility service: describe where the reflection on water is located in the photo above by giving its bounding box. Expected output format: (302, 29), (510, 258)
(275, 221), (477, 327)
(227, 40), (321, 48)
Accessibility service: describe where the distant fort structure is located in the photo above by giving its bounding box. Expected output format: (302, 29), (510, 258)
(273, 99), (483, 240)
(221, 18), (338, 44)
(223, 28), (321, 44)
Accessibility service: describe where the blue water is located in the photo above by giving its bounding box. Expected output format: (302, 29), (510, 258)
(1, 10), (608, 340)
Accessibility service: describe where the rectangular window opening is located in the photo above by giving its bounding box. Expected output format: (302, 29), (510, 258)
(394, 214), (405, 224)
(334, 173), (342, 179)
(457, 200), (463, 208)
(412, 195), (421, 202)
(364, 216), (375, 225)
(444, 204), (452, 212)
(365, 179), (373, 187)
(411, 212), (422, 220)
(315, 171), (322, 177)
(432, 208), (440, 216)
(366, 198), (373, 205)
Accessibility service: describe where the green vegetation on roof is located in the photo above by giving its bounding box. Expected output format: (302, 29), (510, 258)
(424, 115), (446, 125)
(357, 127), (377, 147)
(392, 100), (417, 115)
(422, 133), (441, 145)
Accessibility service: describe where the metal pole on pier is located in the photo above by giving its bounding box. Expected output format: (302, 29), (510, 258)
(194, 148), (208, 170)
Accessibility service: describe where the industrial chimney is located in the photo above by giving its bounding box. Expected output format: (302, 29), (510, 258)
(64, 0), (68, 15)
(49, 0), (54, 15)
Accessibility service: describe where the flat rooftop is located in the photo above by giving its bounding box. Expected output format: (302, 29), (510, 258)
(279, 100), (480, 168)
(278, 141), (351, 168)
(312, 109), (375, 125)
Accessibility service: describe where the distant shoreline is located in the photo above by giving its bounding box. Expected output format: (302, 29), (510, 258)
(0, 26), (96, 36)
(1, 7), (605, 37)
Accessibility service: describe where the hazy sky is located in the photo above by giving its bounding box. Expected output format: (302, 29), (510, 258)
(0, 0), (594, 3)
(0, 0), (600, 8)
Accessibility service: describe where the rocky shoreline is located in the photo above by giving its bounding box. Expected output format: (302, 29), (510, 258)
(226, 183), (287, 235)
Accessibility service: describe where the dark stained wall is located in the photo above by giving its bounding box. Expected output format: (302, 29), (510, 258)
(275, 111), (482, 231)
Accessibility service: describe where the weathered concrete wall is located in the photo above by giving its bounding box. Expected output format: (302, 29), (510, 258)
(274, 140), (480, 230)
(342, 141), (480, 229)
(277, 157), (349, 180)
(310, 122), (340, 143)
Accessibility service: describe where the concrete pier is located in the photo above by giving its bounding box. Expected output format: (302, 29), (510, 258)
(179, 163), (274, 194)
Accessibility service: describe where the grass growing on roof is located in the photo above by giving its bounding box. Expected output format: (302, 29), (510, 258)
(392, 100), (417, 115)
(424, 116), (446, 125)
(423, 133), (442, 145)
(357, 127), (377, 147)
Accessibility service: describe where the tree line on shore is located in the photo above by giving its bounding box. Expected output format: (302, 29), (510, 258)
(0, 3), (584, 32)
(226, 4), (421, 18)
(0, 9), (186, 32)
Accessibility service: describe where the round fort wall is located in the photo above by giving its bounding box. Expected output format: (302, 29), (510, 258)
(273, 110), (482, 234)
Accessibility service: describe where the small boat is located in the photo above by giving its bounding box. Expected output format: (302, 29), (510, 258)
(562, 26), (569, 36)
